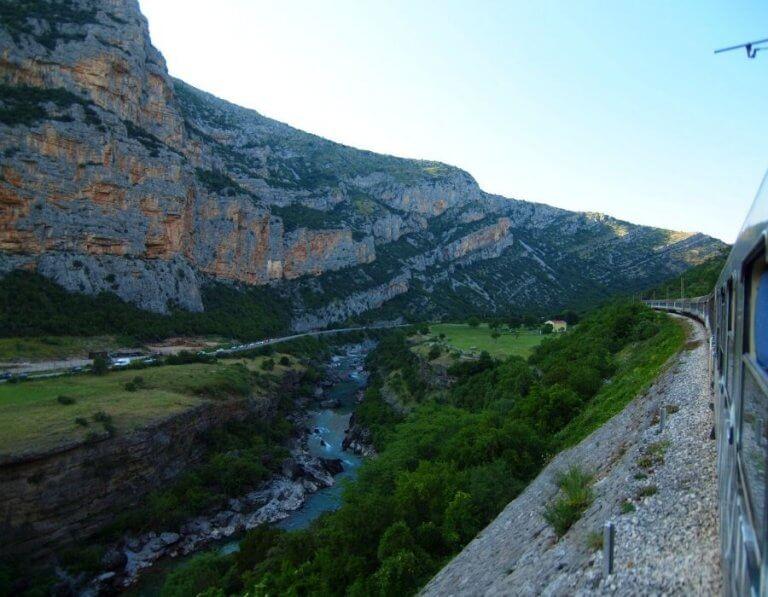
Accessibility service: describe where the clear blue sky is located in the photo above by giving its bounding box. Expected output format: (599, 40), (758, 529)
(140, 0), (768, 243)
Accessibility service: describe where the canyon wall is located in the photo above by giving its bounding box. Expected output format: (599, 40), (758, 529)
(0, 0), (726, 324)
(0, 390), (283, 560)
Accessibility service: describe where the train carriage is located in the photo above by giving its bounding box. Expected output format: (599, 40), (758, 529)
(646, 169), (768, 595)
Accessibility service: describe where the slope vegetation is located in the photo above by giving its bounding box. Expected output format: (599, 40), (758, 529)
(149, 302), (684, 595)
(642, 247), (728, 299)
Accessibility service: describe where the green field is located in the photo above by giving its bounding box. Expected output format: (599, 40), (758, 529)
(0, 335), (122, 362)
(427, 323), (545, 359)
(0, 354), (298, 456)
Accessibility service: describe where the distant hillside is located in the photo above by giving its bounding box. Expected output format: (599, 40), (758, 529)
(642, 248), (729, 300)
(0, 0), (726, 335)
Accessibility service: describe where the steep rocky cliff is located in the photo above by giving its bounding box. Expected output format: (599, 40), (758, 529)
(1, 395), (259, 560)
(0, 0), (725, 327)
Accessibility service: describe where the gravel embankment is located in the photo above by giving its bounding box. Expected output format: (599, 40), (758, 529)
(422, 316), (721, 596)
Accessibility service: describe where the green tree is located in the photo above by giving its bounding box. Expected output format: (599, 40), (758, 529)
(236, 527), (284, 574)
(467, 316), (480, 328)
(92, 355), (109, 375)
(160, 552), (229, 597)
(373, 551), (425, 596)
(442, 491), (479, 548)
(377, 521), (416, 561)
(541, 323), (554, 335)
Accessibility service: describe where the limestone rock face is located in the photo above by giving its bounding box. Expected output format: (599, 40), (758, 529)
(283, 229), (375, 279)
(0, 0), (726, 323)
(0, 0), (185, 147)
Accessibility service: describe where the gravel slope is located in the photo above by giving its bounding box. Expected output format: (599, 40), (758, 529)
(422, 316), (721, 596)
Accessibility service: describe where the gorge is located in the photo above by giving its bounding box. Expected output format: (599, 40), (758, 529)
(0, 2), (732, 596)
(0, 335), (375, 595)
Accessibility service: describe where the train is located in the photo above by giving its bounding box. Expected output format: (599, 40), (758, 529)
(645, 169), (768, 596)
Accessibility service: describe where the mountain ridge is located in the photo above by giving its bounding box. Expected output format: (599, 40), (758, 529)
(0, 0), (725, 330)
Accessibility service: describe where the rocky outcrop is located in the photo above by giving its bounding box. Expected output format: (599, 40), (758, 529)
(104, 450), (342, 591)
(342, 411), (376, 457)
(439, 218), (512, 261)
(283, 229), (375, 279)
(0, 0), (726, 321)
(291, 272), (411, 331)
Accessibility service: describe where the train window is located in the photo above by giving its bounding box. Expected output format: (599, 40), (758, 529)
(746, 251), (768, 369)
(741, 247), (768, 543)
(753, 268), (768, 369)
(728, 278), (734, 332)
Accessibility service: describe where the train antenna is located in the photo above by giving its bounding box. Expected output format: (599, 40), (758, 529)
(715, 38), (768, 59)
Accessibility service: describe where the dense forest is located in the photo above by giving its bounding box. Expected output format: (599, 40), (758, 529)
(155, 301), (684, 596)
(0, 271), (290, 341)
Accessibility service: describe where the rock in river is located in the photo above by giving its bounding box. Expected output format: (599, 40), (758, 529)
(320, 457), (344, 475)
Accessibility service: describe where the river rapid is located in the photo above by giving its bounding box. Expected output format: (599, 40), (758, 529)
(121, 343), (372, 596)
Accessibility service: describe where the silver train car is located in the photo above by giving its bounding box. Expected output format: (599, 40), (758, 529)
(645, 170), (768, 595)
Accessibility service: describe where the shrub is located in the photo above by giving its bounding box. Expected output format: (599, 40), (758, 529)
(92, 355), (109, 375)
(93, 411), (116, 437)
(637, 455), (654, 469)
(75, 417), (89, 427)
(638, 440), (669, 471)
(427, 345), (441, 360)
(442, 491), (480, 548)
(621, 500), (636, 513)
(236, 527), (285, 573)
(85, 431), (101, 444)
(59, 544), (104, 575)
(586, 530), (603, 551)
(93, 411), (111, 424)
(261, 358), (275, 371)
(377, 521), (417, 562)
(160, 552), (230, 597)
(647, 440), (669, 460)
(166, 351), (215, 366)
(56, 395), (76, 405)
(279, 356), (291, 366)
(636, 485), (658, 498)
(543, 467), (594, 537)
(124, 376), (148, 392)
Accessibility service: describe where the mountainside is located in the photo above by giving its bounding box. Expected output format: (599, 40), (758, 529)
(0, 0), (725, 331)
(643, 247), (729, 299)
